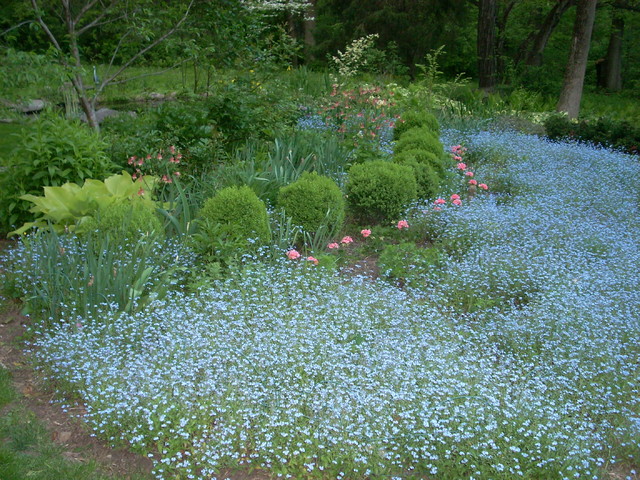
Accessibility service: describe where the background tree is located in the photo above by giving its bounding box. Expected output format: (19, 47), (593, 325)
(26, 0), (196, 129)
(557, 0), (598, 118)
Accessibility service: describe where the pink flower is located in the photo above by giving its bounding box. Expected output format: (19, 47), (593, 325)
(434, 206), (442, 211)
(469, 179), (478, 186)
(169, 145), (176, 154)
(434, 198), (446, 205)
(465, 171), (474, 177)
(452, 198), (462, 206)
(306, 256), (319, 265)
(128, 156), (136, 165)
(137, 188), (145, 196)
(397, 220), (409, 230)
(457, 162), (467, 170)
(453, 155), (463, 161)
(328, 242), (340, 250)
(286, 249), (301, 260)
(360, 229), (372, 238)
(341, 236), (354, 244)
(174, 171), (181, 177)
(479, 183), (488, 190)
(157, 153), (163, 160)
(450, 194), (461, 201)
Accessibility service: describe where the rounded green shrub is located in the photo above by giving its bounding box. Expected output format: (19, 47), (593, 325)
(393, 148), (447, 176)
(394, 127), (445, 159)
(277, 172), (345, 234)
(395, 158), (440, 200)
(393, 111), (440, 140)
(199, 185), (270, 247)
(346, 161), (417, 223)
(83, 201), (164, 244)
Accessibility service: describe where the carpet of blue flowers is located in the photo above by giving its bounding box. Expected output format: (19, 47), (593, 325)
(27, 131), (640, 479)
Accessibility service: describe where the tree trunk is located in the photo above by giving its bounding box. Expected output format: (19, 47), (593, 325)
(477, 0), (498, 92)
(518, 0), (576, 67)
(603, 12), (624, 91)
(303, 0), (317, 62)
(557, 0), (598, 119)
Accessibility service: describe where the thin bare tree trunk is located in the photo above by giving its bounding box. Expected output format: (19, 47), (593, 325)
(477, 0), (497, 92)
(557, 0), (598, 119)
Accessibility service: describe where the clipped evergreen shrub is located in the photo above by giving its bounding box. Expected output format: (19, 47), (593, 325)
(198, 185), (270, 247)
(395, 158), (440, 200)
(393, 110), (440, 140)
(277, 172), (345, 234)
(394, 126), (445, 159)
(346, 161), (417, 223)
(393, 148), (446, 176)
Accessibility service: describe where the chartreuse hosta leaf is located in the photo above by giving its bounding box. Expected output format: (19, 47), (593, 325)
(10, 171), (158, 236)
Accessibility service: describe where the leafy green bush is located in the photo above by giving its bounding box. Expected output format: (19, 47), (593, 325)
(82, 202), (164, 246)
(346, 161), (417, 223)
(544, 114), (640, 155)
(277, 172), (345, 235)
(394, 127), (445, 159)
(0, 115), (116, 235)
(393, 110), (440, 139)
(198, 185), (270, 250)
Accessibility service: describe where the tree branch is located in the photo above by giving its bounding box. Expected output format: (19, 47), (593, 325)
(96, 0), (196, 98)
(76, 0), (122, 36)
(0, 20), (34, 37)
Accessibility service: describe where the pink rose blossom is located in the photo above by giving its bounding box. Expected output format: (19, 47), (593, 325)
(434, 198), (446, 205)
(465, 171), (474, 177)
(453, 155), (463, 161)
(452, 198), (462, 206)
(479, 183), (488, 190)
(360, 229), (372, 238)
(397, 220), (409, 230)
(457, 162), (467, 170)
(287, 249), (301, 260)
(306, 256), (319, 265)
(341, 236), (354, 244)
(434, 206), (442, 211)
(328, 242), (340, 249)
(450, 194), (461, 201)
(469, 179), (478, 186)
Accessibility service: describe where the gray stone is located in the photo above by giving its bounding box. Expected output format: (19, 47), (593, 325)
(19, 99), (45, 113)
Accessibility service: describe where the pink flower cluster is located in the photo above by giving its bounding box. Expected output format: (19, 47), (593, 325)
(286, 249), (319, 265)
(397, 220), (409, 230)
(127, 146), (184, 183)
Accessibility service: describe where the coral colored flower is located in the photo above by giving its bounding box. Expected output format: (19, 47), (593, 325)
(452, 198), (462, 206)
(397, 220), (409, 230)
(434, 198), (446, 205)
(450, 194), (461, 201)
(479, 183), (488, 190)
(457, 162), (467, 170)
(453, 155), (463, 161)
(306, 256), (319, 265)
(341, 236), (353, 244)
(361, 229), (371, 238)
(465, 171), (474, 177)
(328, 242), (339, 249)
(286, 249), (301, 260)
(469, 179), (478, 186)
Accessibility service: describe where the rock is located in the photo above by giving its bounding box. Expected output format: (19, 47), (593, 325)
(19, 99), (46, 113)
(79, 108), (136, 125)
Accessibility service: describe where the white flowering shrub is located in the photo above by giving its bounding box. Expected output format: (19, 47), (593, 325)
(25, 131), (640, 479)
(331, 34), (380, 78)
